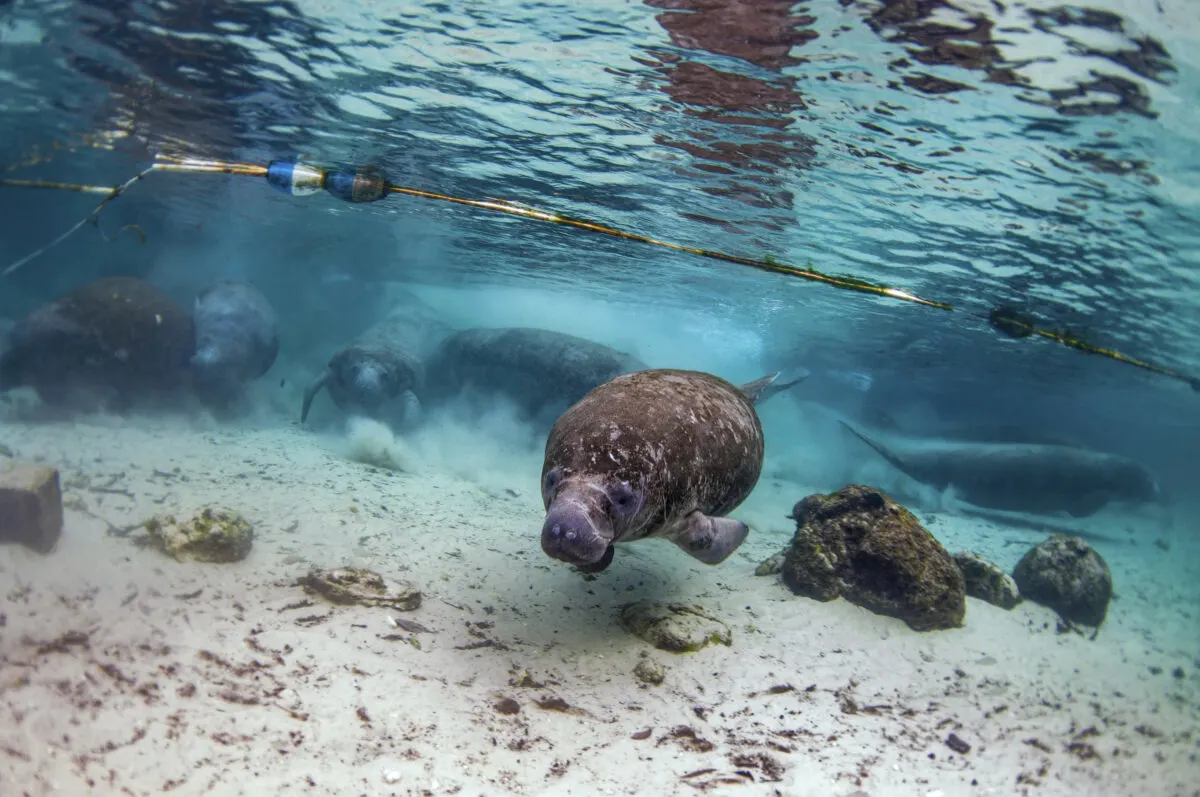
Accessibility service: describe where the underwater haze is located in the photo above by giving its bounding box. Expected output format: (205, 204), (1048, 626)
(1, 1), (1198, 796)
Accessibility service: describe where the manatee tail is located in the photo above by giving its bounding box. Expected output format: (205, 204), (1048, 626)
(738, 370), (808, 406)
(301, 369), (331, 423)
(838, 420), (908, 473)
(0, 349), (17, 392)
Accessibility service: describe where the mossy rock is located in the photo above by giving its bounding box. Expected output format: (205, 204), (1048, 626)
(144, 507), (253, 563)
(619, 601), (731, 653)
(300, 567), (422, 611)
(954, 551), (1021, 610)
(755, 551), (785, 576)
(633, 655), (666, 685)
(1012, 535), (1111, 627)
(782, 485), (965, 631)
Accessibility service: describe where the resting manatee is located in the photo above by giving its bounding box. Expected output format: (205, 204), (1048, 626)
(840, 421), (1160, 518)
(301, 291), (452, 426)
(423, 326), (649, 424)
(191, 280), (279, 404)
(539, 368), (797, 573)
(0, 276), (194, 412)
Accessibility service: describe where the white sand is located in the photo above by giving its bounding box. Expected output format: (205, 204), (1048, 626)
(1, 413), (1198, 797)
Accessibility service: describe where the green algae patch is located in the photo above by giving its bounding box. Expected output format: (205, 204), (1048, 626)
(144, 507), (253, 563)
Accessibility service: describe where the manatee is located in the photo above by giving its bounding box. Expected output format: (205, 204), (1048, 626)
(858, 408), (1079, 448)
(0, 276), (194, 412)
(539, 368), (798, 573)
(423, 326), (650, 425)
(190, 280), (279, 403)
(839, 421), (1161, 518)
(301, 291), (452, 426)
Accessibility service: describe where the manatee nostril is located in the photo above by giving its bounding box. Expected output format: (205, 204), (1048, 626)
(565, 530), (577, 541)
(550, 524), (562, 538)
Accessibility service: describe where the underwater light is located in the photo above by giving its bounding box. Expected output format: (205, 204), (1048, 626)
(0, 154), (1196, 395)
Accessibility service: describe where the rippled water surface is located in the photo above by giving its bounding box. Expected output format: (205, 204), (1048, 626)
(2, 4), (1200, 794)
(1, 0), (1198, 396)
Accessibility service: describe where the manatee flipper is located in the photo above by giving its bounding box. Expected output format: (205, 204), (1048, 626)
(300, 368), (332, 423)
(738, 370), (808, 406)
(673, 510), (749, 565)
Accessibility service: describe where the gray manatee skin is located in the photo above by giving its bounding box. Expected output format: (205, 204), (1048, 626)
(1, 276), (195, 412)
(191, 280), (279, 399)
(422, 326), (649, 424)
(840, 421), (1161, 518)
(539, 369), (778, 573)
(301, 290), (453, 426)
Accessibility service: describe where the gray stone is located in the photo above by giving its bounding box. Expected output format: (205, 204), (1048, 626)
(1013, 535), (1111, 627)
(954, 551), (1021, 610)
(0, 460), (63, 554)
(755, 551), (785, 576)
(633, 656), (666, 685)
(619, 601), (731, 653)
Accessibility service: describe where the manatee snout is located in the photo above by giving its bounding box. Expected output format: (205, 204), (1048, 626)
(348, 361), (390, 409)
(540, 468), (644, 571)
(541, 501), (612, 569)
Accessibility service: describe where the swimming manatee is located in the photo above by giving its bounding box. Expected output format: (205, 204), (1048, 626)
(190, 280), (279, 404)
(840, 421), (1161, 518)
(301, 290), (453, 427)
(422, 326), (650, 425)
(0, 276), (194, 412)
(539, 368), (801, 573)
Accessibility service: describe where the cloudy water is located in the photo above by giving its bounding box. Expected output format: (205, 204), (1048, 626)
(0, 1), (1197, 795)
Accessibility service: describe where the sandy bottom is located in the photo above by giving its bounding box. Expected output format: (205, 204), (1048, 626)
(1, 412), (1198, 797)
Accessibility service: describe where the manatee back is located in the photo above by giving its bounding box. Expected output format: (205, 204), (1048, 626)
(3, 277), (194, 407)
(426, 326), (646, 415)
(545, 369), (764, 538)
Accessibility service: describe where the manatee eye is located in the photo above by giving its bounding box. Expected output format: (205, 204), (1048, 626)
(542, 467), (563, 502)
(606, 481), (642, 518)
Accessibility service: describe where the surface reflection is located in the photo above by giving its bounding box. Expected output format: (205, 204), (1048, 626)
(639, 0), (820, 225)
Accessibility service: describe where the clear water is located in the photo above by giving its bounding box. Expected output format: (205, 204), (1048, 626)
(1, 1), (1198, 795)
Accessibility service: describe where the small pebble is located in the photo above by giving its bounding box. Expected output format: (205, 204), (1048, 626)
(946, 732), (972, 754)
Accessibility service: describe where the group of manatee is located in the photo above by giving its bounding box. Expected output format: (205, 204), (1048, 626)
(0, 276), (278, 413)
(0, 276), (1166, 574)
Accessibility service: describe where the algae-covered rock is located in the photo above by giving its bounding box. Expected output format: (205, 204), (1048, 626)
(145, 507), (253, 563)
(1012, 535), (1111, 627)
(782, 484), (965, 631)
(633, 655), (666, 685)
(954, 551), (1021, 610)
(619, 601), (731, 653)
(755, 551), (785, 576)
(301, 567), (422, 611)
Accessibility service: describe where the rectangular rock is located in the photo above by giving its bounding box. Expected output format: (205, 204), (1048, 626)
(0, 460), (63, 554)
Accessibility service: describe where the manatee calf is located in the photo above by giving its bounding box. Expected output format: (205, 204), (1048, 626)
(0, 276), (194, 412)
(840, 421), (1160, 518)
(423, 326), (650, 424)
(191, 280), (279, 404)
(301, 291), (452, 426)
(539, 368), (797, 573)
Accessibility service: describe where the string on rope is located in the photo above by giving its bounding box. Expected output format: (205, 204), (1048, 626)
(0, 154), (1195, 393)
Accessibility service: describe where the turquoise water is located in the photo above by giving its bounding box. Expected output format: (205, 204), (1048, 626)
(1, 1), (1198, 795)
